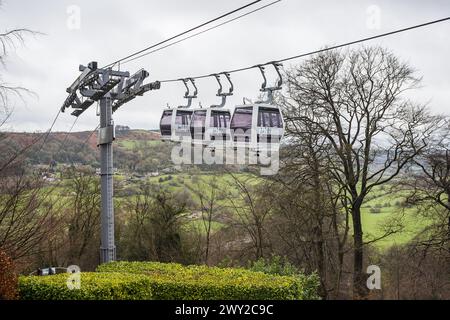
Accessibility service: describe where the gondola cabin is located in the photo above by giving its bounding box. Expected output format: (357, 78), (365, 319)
(159, 108), (193, 142)
(230, 104), (284, 152)
(190, 108), (232, 148)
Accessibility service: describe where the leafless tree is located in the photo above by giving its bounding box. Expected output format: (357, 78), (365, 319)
(266, 123), (352, 298)
(0, 10), (42, 174)
(0, 169), (61, 263)
(226, 173), (271, 260)
(403, 120), (450, 252)
(0, 18), (38, 117)
(281, 46), (442, 298)
(64, 169), (101, 269)
(121, 182), (156, 260)
(187, 175), (225, 265)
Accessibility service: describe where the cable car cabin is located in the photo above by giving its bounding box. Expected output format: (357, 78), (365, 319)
(230, 104), (284, 152)
(159, 108), (193, 142)
(190, 108), (231, 147)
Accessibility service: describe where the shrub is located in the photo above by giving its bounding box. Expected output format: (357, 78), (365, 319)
(248, 256), (321, 300)
(97, 261), (320, 300)
(0, 250), (18, 300)
(248, 255), (300, 277)
(19, 272), (152, 300)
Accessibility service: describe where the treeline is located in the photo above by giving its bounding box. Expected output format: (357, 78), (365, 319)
(0, 130), (173, 173)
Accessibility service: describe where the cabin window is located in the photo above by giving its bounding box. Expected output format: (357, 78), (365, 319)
(175, 110), (192, 125)
(160, 111), (172, 126)
(231, 108), (253, 130)
(191, 111), (207, 127)
(257, 108), (282, 128)
(211, 111), (231, 128)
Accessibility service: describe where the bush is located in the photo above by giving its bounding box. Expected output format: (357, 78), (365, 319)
(19, 272), (153, 300)
(97, 261), (320, 300)
(248, 256), (300, 277)
(0, 250), (18, 300)
(248, 256), (321, 300)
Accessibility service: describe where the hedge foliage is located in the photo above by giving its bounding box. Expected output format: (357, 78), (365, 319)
(19, 272), (152, 300)
(96, 261), (320, 300)
(18, 262), (320, 300)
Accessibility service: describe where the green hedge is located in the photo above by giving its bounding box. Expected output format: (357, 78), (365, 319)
(19, 272), (152, 300)
(96, 261), (320, 300)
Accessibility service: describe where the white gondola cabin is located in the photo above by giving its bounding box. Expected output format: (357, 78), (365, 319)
(159, 108), (193, 141)
(190, 108), (232, 147)
(190, 73), (233, 148)
(230, 103), (284, 152)
(230, 62), (285, 153)
(159, 78), (197, 142)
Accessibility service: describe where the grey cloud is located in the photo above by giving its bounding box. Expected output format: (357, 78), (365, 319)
(1, 0), (449, 131)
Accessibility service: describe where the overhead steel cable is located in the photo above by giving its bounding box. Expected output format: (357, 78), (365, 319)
(0, 108), (62, 172)
(50, 116), (79, 162)
(82, 125), (99, 146)
(157, 16), (450, 83)
(37, 108), (62, 153)
(102, 0), (266, 69)
(120, 0), (282, 66)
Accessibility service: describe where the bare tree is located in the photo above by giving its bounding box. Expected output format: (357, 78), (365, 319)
(64, 169), (101, 270)
(0, 20), (38, 117)
(226, 173), (270, 260)
(403, 120), (450, 252)
(187, 175), (225, 265)
(120, 182), (157, 260)
(282, 46), (441, 297)
(0, 169), (61, 263)
(266, 123), (352, 298)
(0, 11), (40, 172)
(150, 187), (188, 262)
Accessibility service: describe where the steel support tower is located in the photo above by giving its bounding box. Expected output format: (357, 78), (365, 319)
(99, 94), (115, 262)
(61, 61), (160, 263)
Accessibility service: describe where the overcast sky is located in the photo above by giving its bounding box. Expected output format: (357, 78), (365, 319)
(1, 0), (449, 132)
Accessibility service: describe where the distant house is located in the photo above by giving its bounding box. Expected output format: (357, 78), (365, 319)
(96, 168), (119, 175)
(116, 125), (130, 132)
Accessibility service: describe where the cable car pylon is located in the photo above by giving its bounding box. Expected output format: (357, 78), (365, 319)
(60, 61), (160, 263)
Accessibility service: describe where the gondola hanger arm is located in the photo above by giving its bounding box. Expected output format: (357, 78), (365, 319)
(210, 72), (233, 108)
(178, 78), (197, 108)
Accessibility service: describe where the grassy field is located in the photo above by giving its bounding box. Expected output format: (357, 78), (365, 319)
(117, 139), (162, 149)
(360, 186), (430, 248)
(24, 170), (431, 250)
(145, 173), (432, 249)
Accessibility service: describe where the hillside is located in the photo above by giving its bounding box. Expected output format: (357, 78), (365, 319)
(0, 128), (171, 173)
(0, 128), (430, 250)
